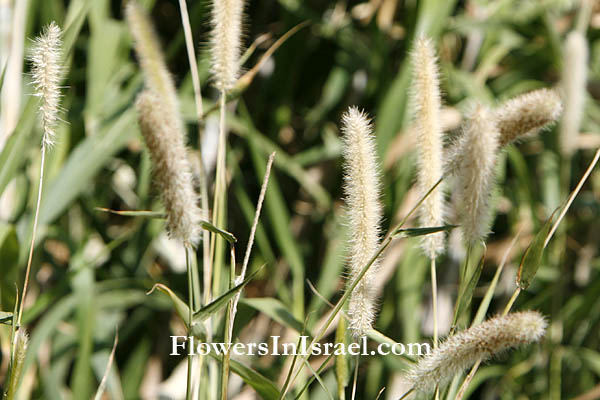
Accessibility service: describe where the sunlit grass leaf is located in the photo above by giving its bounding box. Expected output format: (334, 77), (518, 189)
(335, 316), (348, 400)
(209, 353), (282, 400)
(392, 225), (457, 238)
(517, 212), (555, 290)
(0, 311), (13, 325)
(452, 253), (485, 329)
(0, 223), (19, 310)
(0, 97), (37, 197)
(95, 208), (236, 243)
(147, 283), (206, 339)
(241, 297), (307, 335)
(193, 267), (264, 322)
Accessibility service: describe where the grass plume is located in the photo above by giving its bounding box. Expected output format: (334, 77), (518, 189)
(29, 21), (63, 148)
(495, 88), (563, 147)
(450, 104), (500, 245)
(405, 311), (546, 394)
(411, 37), (445, 259)
(210, 0), (244, 91)
(135, 90), (200, 246)
(341, 106), (382, 338)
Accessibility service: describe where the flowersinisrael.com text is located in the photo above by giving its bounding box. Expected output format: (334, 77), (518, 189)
(170, 336), (430, 357)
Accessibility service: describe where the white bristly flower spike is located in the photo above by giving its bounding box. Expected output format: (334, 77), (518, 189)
(30, 21), (64, 148)
(341, 106), (383, 338)
(560, 31), (588, 157)
(406, 311), (546, 394)
(412, 37), (446, 259)
(211, 0), (244, 91)
(135, 90), (201, 247)
(495, 88), (563, 147)
(449, 104), (500, 245)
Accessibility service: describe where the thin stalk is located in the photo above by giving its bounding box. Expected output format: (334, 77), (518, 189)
(211, 94), (228, 297)
(17, 143), (47, 329)
(178, 0), (203, 121)
(220, 246), (236, 400)
(186, 246), (194, 400)
(351, 355), (359, 400)
(545, 148), (600, 248)
(431, 256), (438, 348)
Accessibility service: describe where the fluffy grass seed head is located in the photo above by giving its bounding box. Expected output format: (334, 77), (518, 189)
(559, 31), (588, 157)
(411, 37), (446, 259)
(126, 0), (180, 122)
(135, 90), (201, 247)
(210, 0), (244, 92)
(450, 104), (500, 245)
(406, 311), (546, 394)
(341, 106), (383, 338)
(29, 21), (64, 148)
(495, 88), (563, 147)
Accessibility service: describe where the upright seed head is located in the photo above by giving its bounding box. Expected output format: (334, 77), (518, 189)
(449, 104), (500, 245)
(341, 106), (383, 338)
(29, 21), (65, 148)
(125, 0), (180, 123)
(210, 0), (244, 92)
(495, 88), (563, 147)
(406, 311), (546, 394)
(135, 90), (201, 246)
(559, 31), (588, 157)
(411, 37), (446, 259)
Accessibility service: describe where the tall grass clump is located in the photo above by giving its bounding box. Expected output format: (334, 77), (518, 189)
(341, 106), (382, 338)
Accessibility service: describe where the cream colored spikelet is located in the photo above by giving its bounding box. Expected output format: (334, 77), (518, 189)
(560, 31), (588, 156)
(406, 311), (546, 394)
(135, 90), (201, 246)
(341, 106), (383, 338)
(30, 22), (64, 147)
(450, 104), (500, 244)
(411, 37), (445, 259)
(495, 88), (563, 147)
(211, 0), (244, 91)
